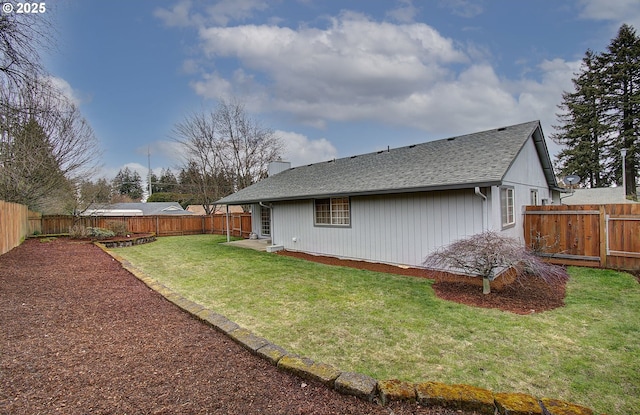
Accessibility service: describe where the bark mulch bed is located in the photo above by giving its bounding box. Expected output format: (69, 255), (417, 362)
(1, 238), (478, 415)
(277, 250), (567, 315)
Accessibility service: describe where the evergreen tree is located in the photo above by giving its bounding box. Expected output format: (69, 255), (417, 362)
(175, 163), (234, 213)
(554, 24), (639, 198)
(78, 178), (112, 206)
(112, 167), (143, 201)
(600, 24), (640, 199)
(0, 117), (66, 209)
(157, 168), (178, 193)
(149, 172), (160, 194)
(553, 50), (610, 187)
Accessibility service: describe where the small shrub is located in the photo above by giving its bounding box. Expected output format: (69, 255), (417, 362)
(86, 227), (116, 240)
(69, 224), (89, 239)
(423, 231), (568, 294)
(106, 220), (128, 236)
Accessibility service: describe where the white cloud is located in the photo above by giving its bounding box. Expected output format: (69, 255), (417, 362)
(513, 58), (582, 156)
(46, 76), (84, 106)
(195, 13), (469, 127)
(179, 7), (585, 157)
(152, 140), (189, 166)
(438, 0), (484, 18)
(387, 0), (419, 23)
(276, 130), (338, 167)
(181, 59), (200, 75)
(199, 14), (467, 65)
(154, 0), (270, 28)
(204, 0), (269, 26)
(154, 0), (194, 28)
(578, 0), (640, 28)
(190, 72), (234, 100)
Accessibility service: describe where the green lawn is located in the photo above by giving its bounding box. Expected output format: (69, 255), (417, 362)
(110, 235), (640, 415)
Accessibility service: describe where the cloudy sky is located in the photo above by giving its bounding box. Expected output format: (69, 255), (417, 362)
(45, 0), (640, 181)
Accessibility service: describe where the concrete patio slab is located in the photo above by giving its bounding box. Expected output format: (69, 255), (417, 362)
(223, 238), (271, 251)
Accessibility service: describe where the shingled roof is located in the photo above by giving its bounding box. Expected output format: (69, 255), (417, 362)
(217, 120), (557, 205)
(84, 202), (192, 216)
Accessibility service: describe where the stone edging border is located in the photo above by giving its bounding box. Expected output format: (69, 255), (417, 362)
(99, 233), (157, 248)
(98, 243), (599, 415)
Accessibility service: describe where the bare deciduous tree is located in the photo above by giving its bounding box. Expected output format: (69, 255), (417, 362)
(172, 99), (282, 214)
(0, 78), (101, 211)
(215, 99), (282, 190)
(0, 8), (101, 212)
(172, 111), (229, 214)
(0, 11), (52, 87)
(423, 231), (568, 295)
(78, 178), (112, 206)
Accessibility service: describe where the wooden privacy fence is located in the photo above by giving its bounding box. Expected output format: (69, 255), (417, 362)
(29, 211), (42, 235)
(0, 200), (30, 255)
(524, 204), (640, 271)
(39, 214), (252, 238)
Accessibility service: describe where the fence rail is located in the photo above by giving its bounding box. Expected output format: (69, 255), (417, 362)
(39, 214), (253, 239)
(524, 204), (640, 270)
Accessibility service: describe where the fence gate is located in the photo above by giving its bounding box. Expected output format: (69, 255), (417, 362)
(524, 204), (640, 271)
(605, 214), (640, 259)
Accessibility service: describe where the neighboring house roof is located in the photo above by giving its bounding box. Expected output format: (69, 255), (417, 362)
(218, 120), (558, 205)
(84, 202), (192, 216)
(562, 187), (639, 205)
(186, 205), (245, 215)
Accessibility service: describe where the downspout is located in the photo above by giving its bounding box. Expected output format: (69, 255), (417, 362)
(259, 202), (273, 243)
(474, 187), (487, 231)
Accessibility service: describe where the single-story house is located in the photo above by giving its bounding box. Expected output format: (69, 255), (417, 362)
(186, 204), (245, 215)
(217, 120), (563, 267)
(82, 202), (193, 216)
(562, 186), (639, 205)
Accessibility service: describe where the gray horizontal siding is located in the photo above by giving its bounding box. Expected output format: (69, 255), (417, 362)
(272, 189), (484, 267)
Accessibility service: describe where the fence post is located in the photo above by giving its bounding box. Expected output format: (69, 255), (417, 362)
(599, 205), (607, 268)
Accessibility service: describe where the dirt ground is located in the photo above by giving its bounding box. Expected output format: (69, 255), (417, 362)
(0, 238), (492, 415)
(277, 250), (567, 315)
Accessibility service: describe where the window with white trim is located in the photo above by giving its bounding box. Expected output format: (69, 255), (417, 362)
(314, 197), (350, 226)
(500, 187), (515, 228)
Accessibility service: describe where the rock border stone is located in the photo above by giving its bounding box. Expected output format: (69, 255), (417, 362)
(100, 244), (597, 415)
(99, 233), (157, 248)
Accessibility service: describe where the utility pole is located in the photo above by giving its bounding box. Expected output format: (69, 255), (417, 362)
(148, 147), (152, 198)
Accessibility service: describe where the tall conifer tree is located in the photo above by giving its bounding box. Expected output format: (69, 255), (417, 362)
(553, 50), (609, 187)
(600, 24), (640, 199)
(112, 167), (144, 201)
(554, 24), (639, 198)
